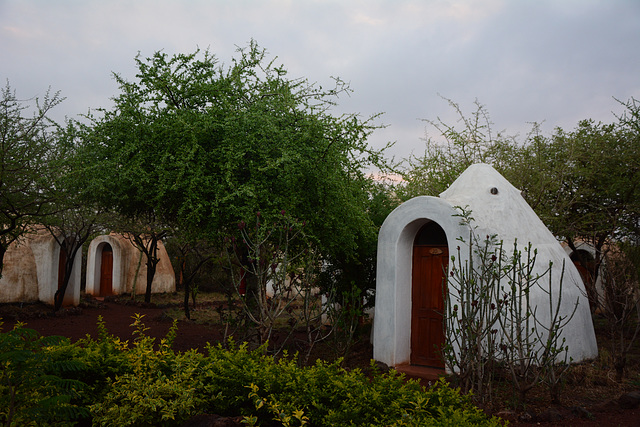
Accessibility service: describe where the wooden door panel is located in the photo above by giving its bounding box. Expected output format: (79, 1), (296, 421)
(100, 248), (113, 296)
(411, 245), (447, 368)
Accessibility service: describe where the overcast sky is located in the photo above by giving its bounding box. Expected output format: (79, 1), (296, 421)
(1, 0), (639, 164)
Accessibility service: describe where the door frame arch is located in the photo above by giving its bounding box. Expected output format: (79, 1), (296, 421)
(373, 196), (470, 368)
(86, 235), (126, 296)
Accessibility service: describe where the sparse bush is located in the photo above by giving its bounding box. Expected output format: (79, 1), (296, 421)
(444, 207), (576, 407)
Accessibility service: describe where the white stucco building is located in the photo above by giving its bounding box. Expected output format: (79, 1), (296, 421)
(373, 163), (598, 369)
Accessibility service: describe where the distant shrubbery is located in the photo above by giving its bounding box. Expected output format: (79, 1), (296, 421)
(0, 316), (502, 426)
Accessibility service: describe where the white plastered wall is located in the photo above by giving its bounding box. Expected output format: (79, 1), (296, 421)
(0, 238), (40, 303)
(373, 196), (470, 366)
(30, 229), (81, 306)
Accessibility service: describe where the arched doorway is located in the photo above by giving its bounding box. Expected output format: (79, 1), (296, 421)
(99, 244), (113, 296)
(411, 221), (448, 368)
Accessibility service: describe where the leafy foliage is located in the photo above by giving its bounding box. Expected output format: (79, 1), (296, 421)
(0, 83), (63, 275)
(398, 97), (522, 200)
(79, 41), (389, 262)
(0, 317), (501, 426)
(0, 324), (89, 426)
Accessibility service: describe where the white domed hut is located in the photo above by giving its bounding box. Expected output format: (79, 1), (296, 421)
(373, 163), (597, 369)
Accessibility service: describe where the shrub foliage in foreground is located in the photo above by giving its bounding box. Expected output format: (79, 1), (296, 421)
(0, 316), (502, 426)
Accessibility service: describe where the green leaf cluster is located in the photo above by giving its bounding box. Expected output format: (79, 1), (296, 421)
(0, 324), (90, 426)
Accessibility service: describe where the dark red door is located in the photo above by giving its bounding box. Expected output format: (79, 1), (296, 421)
(58, 248), (67, 290)
(411, 245), (448, 368)
(99, 246), (113, 296)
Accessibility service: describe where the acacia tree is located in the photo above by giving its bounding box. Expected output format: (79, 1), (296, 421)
(168, 235), (217, 319)
(401, 97), (640, 272)
(398, 97), (523, 200)
(0, 83), (62, 275)
(529, 119), (639, 288)
(79, 41), (389, 301)
(45, 207), (100, 310)
(125, 218), (170, 304)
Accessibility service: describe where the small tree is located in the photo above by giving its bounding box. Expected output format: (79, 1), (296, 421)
(225, 212), (326, 355)
(0, 83), (62, 275)
(444, 230), (503, 401)
(126, 224), (169, 304)
(45, 121), (103, 310)
(596, 245), (640, 381)
(168, 236), (217, 319)
(46, 211), (100, 311)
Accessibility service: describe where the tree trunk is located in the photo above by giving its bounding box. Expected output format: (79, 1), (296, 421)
(183, 274), (191, 320)
(54, 242), (81, 311)
(143, 236), (161, 304)
(145, 260), (156, 303)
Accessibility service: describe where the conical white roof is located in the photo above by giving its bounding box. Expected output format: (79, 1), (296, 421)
(440, 163), (597, 361)
(440, 163), (557, 246)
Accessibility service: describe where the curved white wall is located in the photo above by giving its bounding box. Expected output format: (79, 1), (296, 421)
(0, 227), (81, 306)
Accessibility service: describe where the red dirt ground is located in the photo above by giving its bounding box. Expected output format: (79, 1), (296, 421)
(2, 298), (639, 426)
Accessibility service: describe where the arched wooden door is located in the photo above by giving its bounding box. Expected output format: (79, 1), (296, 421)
(411, 222), (448, 368)
(99, 244), (113, 296)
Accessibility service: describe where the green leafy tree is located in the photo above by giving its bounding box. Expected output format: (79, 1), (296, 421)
(401, 96), (640, 288)
(514, 116), (640, 301)
(0, 83), (62, 275)
(79, 41), (389, 299)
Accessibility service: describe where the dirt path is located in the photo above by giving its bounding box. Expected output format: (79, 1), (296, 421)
(0, 300), (223, 352)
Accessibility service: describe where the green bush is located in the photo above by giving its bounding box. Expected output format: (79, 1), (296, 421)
(198, 342), (501, 426)
(0, 323), (90, 426)
(0, 316), (503, 426)
(88, 314), (208, 426)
